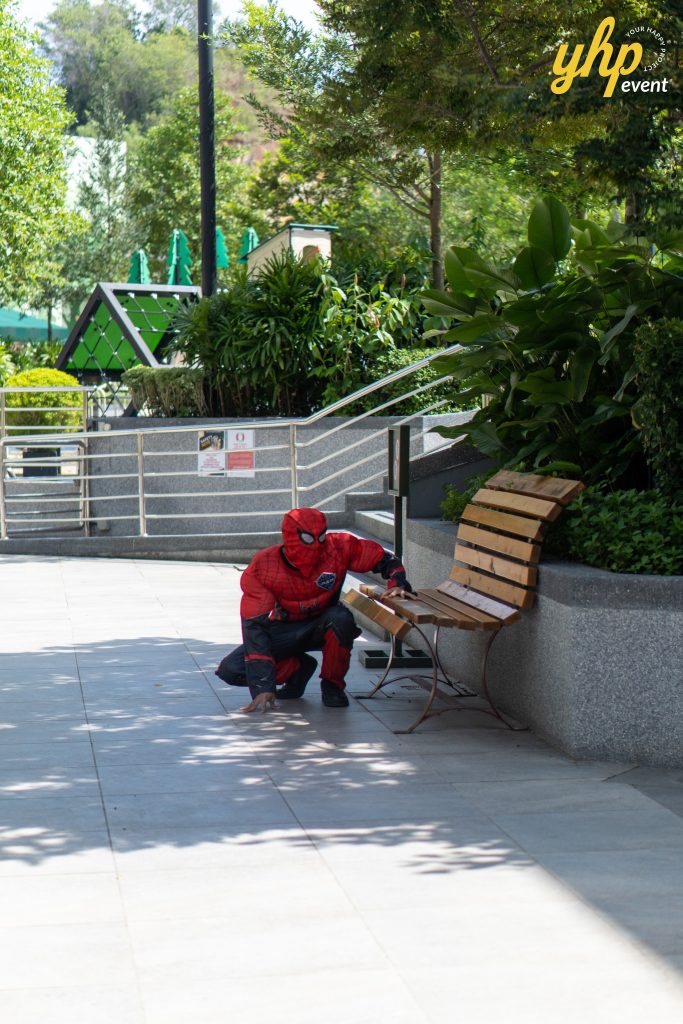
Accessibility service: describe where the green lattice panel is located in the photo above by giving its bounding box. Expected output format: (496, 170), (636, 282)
(117, 293), (183, 356)
(67, 301), (138, 373)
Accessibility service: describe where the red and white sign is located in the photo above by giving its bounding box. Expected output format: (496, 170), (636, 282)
(227, 429), (255, 478)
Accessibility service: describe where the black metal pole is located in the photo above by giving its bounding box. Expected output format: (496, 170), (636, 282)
(198, 0), (217, 297)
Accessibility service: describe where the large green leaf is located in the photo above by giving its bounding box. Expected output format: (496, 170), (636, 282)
(464, 265), (521, 296)
(442, 314), (505, 344)
(513, 246), (556, 290)
(528, 196), (571, 261)
(597, 303), (640, 363)
(421, 289), (475, 318)
(569, 345), (596, 402)
(462, 420), (508, 457)
(444, 246), (498, 298)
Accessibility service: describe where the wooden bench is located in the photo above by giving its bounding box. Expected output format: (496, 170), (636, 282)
(344, 470), (584, 733)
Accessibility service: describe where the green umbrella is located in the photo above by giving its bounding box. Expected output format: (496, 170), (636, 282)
(166, 229), (193, 286)
(127, 249), (151, 284)
(238, 227), (260, 264)
(216, 227), (229, 270)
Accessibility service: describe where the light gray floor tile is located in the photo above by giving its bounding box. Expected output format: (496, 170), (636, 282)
(0, 924), (137, 989)
(0, 986), (144, 1024)
(104, 785), (297, 832)
(403, 960), (683, 1024)
(280, 781), (483, 825)
(112, 825), (315, 869)
(118, 860), (352, 922)
(0, 794), (105, 829)
(129, 912), (389, 985)
(0, 874), (124, 926)
(0, 837), (115, 877)
(418, 749), (631, 783)
(450, 779), (665, 816)
(140, 970), (428, 1024)
(494, 805), (683, 853)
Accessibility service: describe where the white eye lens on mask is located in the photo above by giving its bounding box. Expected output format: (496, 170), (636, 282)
(318, 531), (327, 543)
(298, 531), (315, 545)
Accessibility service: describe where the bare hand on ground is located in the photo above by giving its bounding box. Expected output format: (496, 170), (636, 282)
(241, 691), (277, 713)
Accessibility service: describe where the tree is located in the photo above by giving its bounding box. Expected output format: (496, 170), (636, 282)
(127, 87), (249, 279)
(0, 0), (72, 305)
(226, 2), (450, 285)
(39, 0), (197, 127)
(57, 89), (136, 310)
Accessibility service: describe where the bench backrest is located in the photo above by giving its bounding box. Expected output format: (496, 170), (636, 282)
(445, 470), (584, 611)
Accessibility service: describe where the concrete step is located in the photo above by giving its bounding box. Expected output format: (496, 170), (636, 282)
(353, 509), (395, 544)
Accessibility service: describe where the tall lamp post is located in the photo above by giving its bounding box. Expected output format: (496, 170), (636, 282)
(198, 0), (217, 297)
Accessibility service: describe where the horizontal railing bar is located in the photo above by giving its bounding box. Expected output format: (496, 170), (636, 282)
(0, 386), (90, 393)
(301, 344), (461, 423)
(312, 467), (385, 508)
(295, 375), (453, 449)
(297, 422), (390, 472)
(297, 446), (383, 493)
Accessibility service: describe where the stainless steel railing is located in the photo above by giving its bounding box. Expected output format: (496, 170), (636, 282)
(0, 346), (466, 539)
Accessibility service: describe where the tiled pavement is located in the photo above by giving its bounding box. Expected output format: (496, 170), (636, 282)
(1, 554), (683, 1023)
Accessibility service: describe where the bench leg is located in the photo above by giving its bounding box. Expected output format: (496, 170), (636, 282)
(358, 632), (400, 699)
(393, 625), (442, 735)
(480, 628), (526, 731)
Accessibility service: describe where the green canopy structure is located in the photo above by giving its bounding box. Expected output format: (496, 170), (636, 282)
(127, 249), (151, 284)
(0, 308), (69, 342)
(238, 227), (260, 264)
(167, 229), (193, 286)
(216, 227), (229, 270)
(56, 282), (200, 414)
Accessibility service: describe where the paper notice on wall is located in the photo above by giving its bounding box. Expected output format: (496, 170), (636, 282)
(198, 430), (226, 476)
(227, 429), (255, 478)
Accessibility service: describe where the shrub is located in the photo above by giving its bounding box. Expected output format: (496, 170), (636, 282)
(172, 250), (438, 417)
(321, 347), (464, 416)
(4, 368), (82, 433)
(547, 486), (683, 576)
(440, 469), (497, 522)
(632, 318), (683, 500)
(424, 196), (683, 489)
(122, 366), (207, 417)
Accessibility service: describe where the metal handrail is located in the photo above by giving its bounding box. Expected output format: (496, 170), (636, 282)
(0, 344), (467, 539)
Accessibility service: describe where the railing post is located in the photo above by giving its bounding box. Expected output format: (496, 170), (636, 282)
(0, 389), (5, 440)
(137, 432), (147, 536)
(81, 388), (89, 432)
(0, 443), (6, 540)
(289, 422), (298, 509)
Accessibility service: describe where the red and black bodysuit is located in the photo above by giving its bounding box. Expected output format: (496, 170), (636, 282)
(217, 508), (412, 697)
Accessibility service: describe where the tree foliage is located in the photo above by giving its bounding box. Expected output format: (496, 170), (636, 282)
(127, 87), (248, 280)
(0, 1), (71, 304)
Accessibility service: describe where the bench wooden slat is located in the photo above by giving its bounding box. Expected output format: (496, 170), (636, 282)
(487, 470), (585, 505)
(436, 580), (521, 622)
(417, 588), (501, 630)
(472, 487), (561, 522)
(454, 543), (538, 587)
(449, 564), (535, 608)
(460, 503), (545, 541)
(380, 594), (453, 626)
(456, 523), (541, 564)
(343, 589), (413, 639)
(390, 592), (482, 630)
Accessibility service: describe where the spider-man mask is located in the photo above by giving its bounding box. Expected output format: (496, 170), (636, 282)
(281, 508), (328, 577)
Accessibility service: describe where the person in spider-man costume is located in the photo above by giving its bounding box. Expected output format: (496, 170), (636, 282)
(216, 507), (414, 711)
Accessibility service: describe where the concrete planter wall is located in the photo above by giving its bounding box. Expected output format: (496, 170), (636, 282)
(405, 517), (683, 769)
